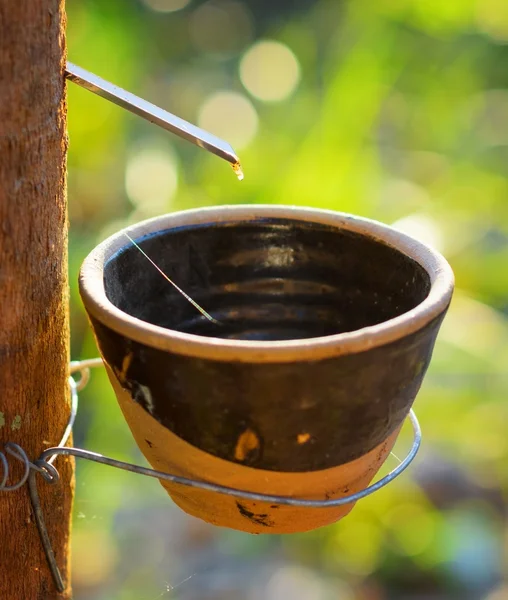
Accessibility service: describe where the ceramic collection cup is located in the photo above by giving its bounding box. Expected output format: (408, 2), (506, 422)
(79, 205), (454, 534)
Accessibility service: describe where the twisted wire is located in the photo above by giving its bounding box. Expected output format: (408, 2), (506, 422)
(0, 373), (80, 492)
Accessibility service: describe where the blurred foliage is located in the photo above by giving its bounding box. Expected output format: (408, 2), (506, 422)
(67, 0), (508, 598)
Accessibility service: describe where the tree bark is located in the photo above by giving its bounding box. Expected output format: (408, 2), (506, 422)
(0, 1), (73, 599)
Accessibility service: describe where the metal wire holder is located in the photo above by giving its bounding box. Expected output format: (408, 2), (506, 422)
(0, 358), (421, 593)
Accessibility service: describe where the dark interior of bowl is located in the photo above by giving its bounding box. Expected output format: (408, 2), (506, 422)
(104, 218), (431, 341)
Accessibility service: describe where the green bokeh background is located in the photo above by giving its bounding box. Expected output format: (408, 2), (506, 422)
(67, 1), (508, 598)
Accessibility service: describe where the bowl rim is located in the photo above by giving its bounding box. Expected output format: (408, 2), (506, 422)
(79, 204), (454, 363)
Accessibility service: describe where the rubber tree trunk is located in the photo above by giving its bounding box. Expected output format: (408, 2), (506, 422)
(0, 1), (73, 598)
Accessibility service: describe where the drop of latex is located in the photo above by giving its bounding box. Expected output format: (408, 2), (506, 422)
(232, 162), (244, 181)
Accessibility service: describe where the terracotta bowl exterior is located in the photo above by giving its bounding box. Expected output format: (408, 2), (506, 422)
(79, 205), (454, 534)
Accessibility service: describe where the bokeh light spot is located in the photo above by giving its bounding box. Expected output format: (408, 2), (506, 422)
(477, 89), (508, 146)
(486, 584), (508, 600)
(383, 502), (437, 557)
(189, 0), (254, 56)
(198, 91), (258, 149)
(240, 40), (301, 102)
(72, 528), (118, 588)
(330, 518), (382, 575)
(125, 143), (178, 214)
(460, 402), (508, 460)
(265, 566), (333, 600)
(440, 293), (508, 361)
(392, 213), (444, 252)
(476, 0), (508, 43)
(141, 0), (191, 13)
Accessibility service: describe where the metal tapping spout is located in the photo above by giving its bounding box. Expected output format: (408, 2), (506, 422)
(65, 62), (243, 180)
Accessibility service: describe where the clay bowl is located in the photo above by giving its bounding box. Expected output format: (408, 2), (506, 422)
(79, 205), (454, 534)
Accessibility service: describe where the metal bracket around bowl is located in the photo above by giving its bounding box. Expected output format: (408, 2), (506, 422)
(0, 358), (421, 593)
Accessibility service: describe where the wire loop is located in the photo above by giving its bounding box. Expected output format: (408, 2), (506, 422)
(34, 460), (60, 484)
(0, 443), (32, 491)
